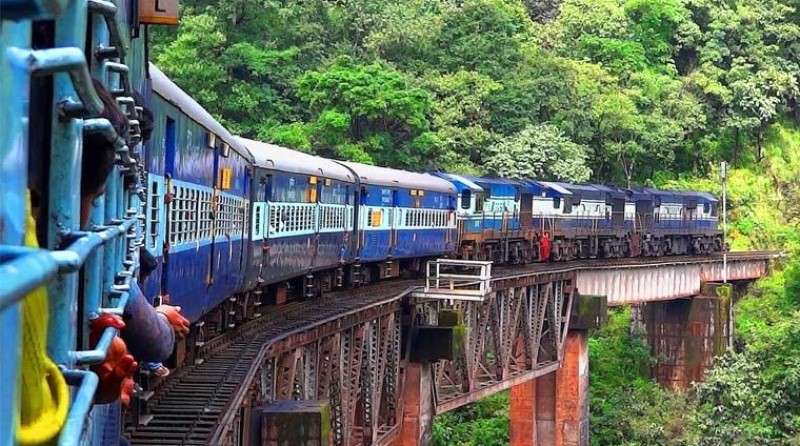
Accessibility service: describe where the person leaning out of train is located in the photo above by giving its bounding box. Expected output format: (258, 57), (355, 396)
(82, 79), (188, 402)
(137, 247), (171, 378)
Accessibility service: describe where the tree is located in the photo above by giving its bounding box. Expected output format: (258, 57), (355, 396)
(483, 124), (592, 181)
(424, 70), (502, 172)
(431, 0), (534, 78)
(296, 56), (435, 167)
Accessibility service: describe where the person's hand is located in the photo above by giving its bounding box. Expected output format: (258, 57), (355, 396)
(156, 304), (190, 338)
(88, 314), (138, 405)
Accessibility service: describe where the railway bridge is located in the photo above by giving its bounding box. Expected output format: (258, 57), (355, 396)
(127, 251), (778, 446)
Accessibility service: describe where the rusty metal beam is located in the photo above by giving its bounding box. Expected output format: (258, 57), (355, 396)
(436, 362), (561, 413)
(576, 259), (769, 305)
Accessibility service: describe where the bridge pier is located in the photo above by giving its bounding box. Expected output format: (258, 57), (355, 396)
(509, 330), (589, 446)
(641, 283), (732, 390)
(396, 362), (435, 446)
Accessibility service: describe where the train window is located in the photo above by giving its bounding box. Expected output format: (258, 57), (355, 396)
(461, 190), (472, 209)
(255, 204), (262, 235)
(475, 194), (484, 212)
(563, 200), (572, 214)
(149, 181), (160, 248)
(264, 175), (273, 201)
(710, 204), (718, 216)
(553, 197), (561, 209)
(703, 202), (710, 214)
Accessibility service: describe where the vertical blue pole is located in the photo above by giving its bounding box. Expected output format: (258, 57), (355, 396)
(0, 19), (32, 446)
(47, 0), (89, 368)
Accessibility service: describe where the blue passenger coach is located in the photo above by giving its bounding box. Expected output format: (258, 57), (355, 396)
(144, 64), (253, 322)
(338, 162), (458, 279)
(238, 138), (357, 295)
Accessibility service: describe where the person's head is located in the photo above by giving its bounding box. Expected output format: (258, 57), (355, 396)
(131, 90), (154, 144)
(80, 79), (130, 227)
(139, 247), (157, 282)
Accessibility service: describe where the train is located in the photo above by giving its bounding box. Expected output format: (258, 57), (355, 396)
(141, 69), (725, 330)
(0, 0), (723, 444)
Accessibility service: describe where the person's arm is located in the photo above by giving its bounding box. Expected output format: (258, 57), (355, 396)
(120, 281), (175, 362)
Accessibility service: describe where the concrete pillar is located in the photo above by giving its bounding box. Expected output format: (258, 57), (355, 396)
(642, 284), (730, 390)
(395, 362), (434, 446)
(510, 330), (589, 446)
(510, 379), (538, 446)
(555, 330), (589, 446)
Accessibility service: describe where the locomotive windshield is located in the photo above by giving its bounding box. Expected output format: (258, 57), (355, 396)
(461, 189), (471, 209)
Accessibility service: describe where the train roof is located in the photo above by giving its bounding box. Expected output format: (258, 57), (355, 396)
(461, 176), (543, 195)
(628, 187), (719, 204)
(429, 172), (546, 195)
(149, 63), (253, 163)
(550, 182), (605, 200)
(428, 172), (482, 192)
(337, 161), (456, 194)
(537, 181), (573, 196)
(236, 138), (355, 183)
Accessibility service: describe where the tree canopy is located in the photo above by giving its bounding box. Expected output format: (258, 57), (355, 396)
(152, 0), (800, 183)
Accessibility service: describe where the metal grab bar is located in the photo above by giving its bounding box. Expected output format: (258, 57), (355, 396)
(70, 253), (136, 365)
(0, 0), (70, 22)
(0, 219), (136, 311)
(87, 0), (127, 59)
(83, 118), (126, 150)
(59, 369), (99, 446)
(50, 219), (137, 271)
(7, 46), (104, 116)
(0, 248), (60, 312)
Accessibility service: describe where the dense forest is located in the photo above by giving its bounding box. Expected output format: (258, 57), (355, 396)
(151, 0), (800, 444)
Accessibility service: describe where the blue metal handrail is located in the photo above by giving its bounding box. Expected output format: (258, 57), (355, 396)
(0, 0), (71, 22)
(2, 0), (147, 444)
(7, 46), (104, 116)
(87, 0), (127, 59)
(0, 218), (137, 309)
(59, 369), (99, 446)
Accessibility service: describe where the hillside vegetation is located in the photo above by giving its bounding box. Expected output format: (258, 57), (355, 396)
(151, 0), (800, 444)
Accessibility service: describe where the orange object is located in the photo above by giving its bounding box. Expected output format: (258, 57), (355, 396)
(539, 233), (551, 261)
(88, 314), (138, 405)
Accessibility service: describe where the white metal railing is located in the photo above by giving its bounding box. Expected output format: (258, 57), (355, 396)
(419, 259), (493, 301)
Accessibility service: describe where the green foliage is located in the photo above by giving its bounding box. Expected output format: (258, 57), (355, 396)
(296, 56), (433, 166)
(484, 124), (592, 181)
(151, 0), (800, 181)
(589, 308), (697, 446)
(433, 392), (510, 446)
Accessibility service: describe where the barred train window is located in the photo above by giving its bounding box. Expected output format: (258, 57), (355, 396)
(254, 204), (262, 236)
(149, 181), (160, 249)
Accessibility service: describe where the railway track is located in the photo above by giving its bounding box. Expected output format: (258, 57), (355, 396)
(126, 250), (781, 445)
(126, 279), (419, 445)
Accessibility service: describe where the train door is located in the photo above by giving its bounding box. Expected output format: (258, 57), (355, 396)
(310, 176), (321, 268)
(520, 191), (533, 229)
(635, 199), (654, 232)
(161, 117), (177, 295)
(207, 146), (221, 287)
(390, 189), (399, 254)
(611, 197), (625, 228)
(238, 168), (250, 274)
(357, 186), (368, 258)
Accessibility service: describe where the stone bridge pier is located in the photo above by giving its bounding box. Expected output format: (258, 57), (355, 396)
(636, 282), (739, 390)
(509, 330), (589, 446)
